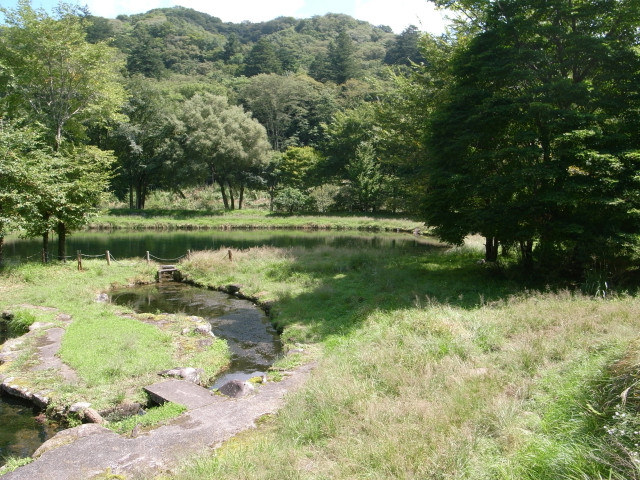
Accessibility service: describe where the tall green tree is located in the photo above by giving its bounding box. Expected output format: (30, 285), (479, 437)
(173, 93), (271, 210)
(328, 30), (360, 84)
(425, 0), (640, 268)
(0, 1), (126, 258)
(243, 38), (282, 77)
(0, 1), (127, 150)
(0, 120), (49, 264)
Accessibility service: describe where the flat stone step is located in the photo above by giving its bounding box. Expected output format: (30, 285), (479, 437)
(144, 380), (220, 410)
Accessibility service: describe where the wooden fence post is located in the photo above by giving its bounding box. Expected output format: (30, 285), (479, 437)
(77, 250), (82, 271)
(106, 251), (111, 266)
(228, 249), (233, 262)
(146, 251), (150, 264)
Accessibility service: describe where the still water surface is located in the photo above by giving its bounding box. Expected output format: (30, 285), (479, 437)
(109, 282), (282, 389)
(3, 229), (438, 262)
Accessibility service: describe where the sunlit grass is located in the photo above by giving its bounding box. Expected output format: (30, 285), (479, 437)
(164, 246), (640, 480)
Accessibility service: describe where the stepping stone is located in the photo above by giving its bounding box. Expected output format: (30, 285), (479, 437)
(144, 380), (220, 410)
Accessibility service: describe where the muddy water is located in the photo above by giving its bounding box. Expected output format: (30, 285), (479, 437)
(109, 282), (282, 388)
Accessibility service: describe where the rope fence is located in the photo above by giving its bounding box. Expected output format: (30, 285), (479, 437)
(4, 247), (237, 270)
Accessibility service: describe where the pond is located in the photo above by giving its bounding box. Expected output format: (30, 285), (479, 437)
(108, 282), (282, 389)
(2, 229), (438, 263)
(0, 393), (59, 467)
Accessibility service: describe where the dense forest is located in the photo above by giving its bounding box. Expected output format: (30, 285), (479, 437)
(2, 0), (640, 279)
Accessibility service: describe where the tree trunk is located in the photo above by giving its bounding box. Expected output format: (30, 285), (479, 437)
(129, 182), (134, 209)
(0, 235), (4, 265)
(239, 183), (245, 210)
(485, 236), (499, 262)
(56, 222), (67, 262)
(519, 239), (534, 270)
(42, 230), (49, 263)
(229, 183), (236, 210)
(217, 179), (229, 209)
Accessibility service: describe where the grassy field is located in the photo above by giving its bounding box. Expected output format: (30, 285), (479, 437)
(2, 213), (640, 478)
(162, 245), (640, 479)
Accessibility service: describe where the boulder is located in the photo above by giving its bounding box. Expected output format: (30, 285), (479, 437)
(193, 323), (214, 337)
(217, 379), (255, 398)
(159, 367), (203, 385)
(33, 424), (116, 458)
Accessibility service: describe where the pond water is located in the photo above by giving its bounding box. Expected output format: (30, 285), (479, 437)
(109, 282), (282, 389)
(2, 229), (438, 263)
(0, 393), (59, 467)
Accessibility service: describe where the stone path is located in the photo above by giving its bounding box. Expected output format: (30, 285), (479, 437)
(1, 310), (314, 479)
(3, 364), (313, 480)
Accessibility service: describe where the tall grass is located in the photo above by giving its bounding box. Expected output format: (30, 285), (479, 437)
(164, 245), (640, 480)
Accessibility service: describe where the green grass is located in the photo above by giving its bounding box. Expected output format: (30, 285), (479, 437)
(157, 244), (640, 480)
(107, 402), (187, 435)
(4, 211), (640, 478)
(90, 207), (425, 233)
(0, 259), (230, 412)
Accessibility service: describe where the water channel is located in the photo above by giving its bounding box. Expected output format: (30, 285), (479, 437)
(0, 229), (439, 466)
(108, 282), (282, 389)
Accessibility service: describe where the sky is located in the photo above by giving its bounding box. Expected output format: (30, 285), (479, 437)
(2, 0), (451, 34)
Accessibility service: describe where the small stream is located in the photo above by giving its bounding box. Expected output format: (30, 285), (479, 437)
(109, 282), (283, 388)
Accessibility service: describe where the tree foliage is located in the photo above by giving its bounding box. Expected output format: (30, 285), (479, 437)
(425, 0), (640, 268)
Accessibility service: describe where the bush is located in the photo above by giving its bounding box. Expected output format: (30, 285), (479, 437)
(273, 187), (312, 214)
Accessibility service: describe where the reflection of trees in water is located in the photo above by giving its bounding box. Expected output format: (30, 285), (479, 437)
(3, 230), (435, 262)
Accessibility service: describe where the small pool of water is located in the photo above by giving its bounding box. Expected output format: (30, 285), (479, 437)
(109, 282), (282, 389)
(0, 393), (59, 467)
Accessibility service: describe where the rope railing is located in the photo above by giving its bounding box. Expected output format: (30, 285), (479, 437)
(5, 247), (240, 269)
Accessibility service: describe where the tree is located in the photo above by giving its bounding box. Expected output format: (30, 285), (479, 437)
(328, 30), (360, 84)
(241, 74), (332, 151)
(280, 146), (323, 190)
(384, 25), (426, 66)
(0, 1), (127, 151)
(425, 0), (640, 268)
(343, 142), (384, 212)
(174, 93), (271, 210)
(0, 120), (49, 264)
(105, 76), (175, 209)
(243, 38), (282, 76)
(0, 1), (126, 258)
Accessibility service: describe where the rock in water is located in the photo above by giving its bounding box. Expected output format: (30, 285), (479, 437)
(218, 379), (255, 398)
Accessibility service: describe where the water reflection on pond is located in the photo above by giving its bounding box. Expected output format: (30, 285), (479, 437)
(109, 282), (282, 389)
(3, 229), (439, 262)
(0, 393), (59, 467)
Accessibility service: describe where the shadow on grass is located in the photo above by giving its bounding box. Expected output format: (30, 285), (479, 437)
(268, 246), (541, 343)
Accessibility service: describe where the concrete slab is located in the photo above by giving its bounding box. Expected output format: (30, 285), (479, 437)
(144, 379), (219, 410)
(3, 363), (315, 480)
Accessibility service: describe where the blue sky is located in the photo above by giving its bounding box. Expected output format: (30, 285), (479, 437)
(2, 0), (450, 34)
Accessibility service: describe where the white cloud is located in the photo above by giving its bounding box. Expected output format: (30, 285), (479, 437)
(175, 0), (305, 22)
(354, 0), (448, 34)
